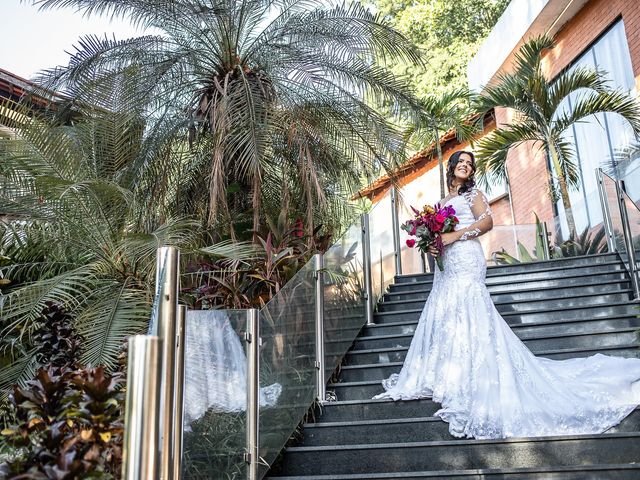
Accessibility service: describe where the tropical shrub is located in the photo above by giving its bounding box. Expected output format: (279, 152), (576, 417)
(0, 303), (124, 479)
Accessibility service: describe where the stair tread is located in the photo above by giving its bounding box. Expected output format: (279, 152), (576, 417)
(395, 258), (623, 281)
(268, 463), (640, 479)
(341, 342), (640, 363)
(390, 268), (628, 290)
(364, 313), (640, 331)
(285, 432), (640, 451)
(385, 277), (630, 298)
(374, 299), (638, 317)
(380, 289), (633, 307)
(306, 407), (640, 428)
(355, 326), (639, 343)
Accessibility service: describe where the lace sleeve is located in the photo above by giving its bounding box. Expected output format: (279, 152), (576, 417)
(458, 189), (494, 241)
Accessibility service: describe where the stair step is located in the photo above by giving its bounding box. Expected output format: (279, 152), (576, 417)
(277, 433), (640, 475)
(302, 408), (640, 446)
(316, 398), (440, 422)
(351, 327), (639, 355)
(372, 302), (638, 324)
(361, 315), (640, 338)
(393, 259), (623, 285)
(378, 290), (634, 313)
(268, 463), (640, 479)
(389, 269), (627, 294)
(381, 280), (631, 306)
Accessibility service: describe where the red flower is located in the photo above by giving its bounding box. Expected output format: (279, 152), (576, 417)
(435, 214), (446, 224)
(406, 239), (416, 248)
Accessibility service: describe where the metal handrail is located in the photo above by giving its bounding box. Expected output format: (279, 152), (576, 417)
(596, 168), (640, 299)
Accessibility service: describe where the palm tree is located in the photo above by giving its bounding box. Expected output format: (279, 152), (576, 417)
(34, 0), (421, 237)
(474, 35), (640, 234)
(405, 88), (477, 199)
(0, 94), (199, 393)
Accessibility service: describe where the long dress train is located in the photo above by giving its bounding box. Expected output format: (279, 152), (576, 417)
(373, 188), (640, 439)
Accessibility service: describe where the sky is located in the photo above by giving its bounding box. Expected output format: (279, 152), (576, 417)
(1, 1), (144, 79)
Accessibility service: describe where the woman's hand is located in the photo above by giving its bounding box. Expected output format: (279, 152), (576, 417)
(427, 244), (438, 255)
(439, 231), (460, 247)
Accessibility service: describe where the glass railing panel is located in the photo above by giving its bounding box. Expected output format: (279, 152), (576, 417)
(553, 188), (604, 245)
(368, 193), (396, 302)
(258, 260), (316, 477)
(397, 195), (429, 275)
(479, 224), (537, 265)
(601, 173), (628, 256)
(622, 190), (640, 274)
(182, 309), (249, 479)
(323, 223), (366, 383)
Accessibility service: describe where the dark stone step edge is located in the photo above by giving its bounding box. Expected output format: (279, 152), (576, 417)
(284, 431), (640, 452)
(267, 463), (640, 480)
(373, 300), (638, 319)
(379, 289), (633, 308)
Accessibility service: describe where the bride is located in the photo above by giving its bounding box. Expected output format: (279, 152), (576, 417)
(373, 150), (640, 439)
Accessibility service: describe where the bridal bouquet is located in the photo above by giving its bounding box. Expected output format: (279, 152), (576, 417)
(401, 204), (459, 271)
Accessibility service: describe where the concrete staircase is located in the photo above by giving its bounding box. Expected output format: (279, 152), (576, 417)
(266, 252), (640, 479)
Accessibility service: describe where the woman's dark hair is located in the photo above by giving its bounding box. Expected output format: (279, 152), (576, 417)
(446, 150), (476, 195)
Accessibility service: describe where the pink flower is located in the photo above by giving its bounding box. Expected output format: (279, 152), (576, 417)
(410, 225), (417, 235)
(435, 214), (446, 224)
(406, 239), (416, 248)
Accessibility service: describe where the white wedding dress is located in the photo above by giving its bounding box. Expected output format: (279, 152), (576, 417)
(374, 188), (640, 439)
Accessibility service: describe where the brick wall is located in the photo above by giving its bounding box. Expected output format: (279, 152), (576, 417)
(498, 0), (640, 228)
(542, 0), (640, 83)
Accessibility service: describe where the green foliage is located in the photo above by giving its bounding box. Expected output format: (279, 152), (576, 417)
(0, 98), (199, 392)
(0, 365), (124, 479)
(558, 225), (608, 258)
(493, 219), (607, 265)
(372, 0), (510, 97)
(35, 0), (421, 237)
(183, 212), (324, 309)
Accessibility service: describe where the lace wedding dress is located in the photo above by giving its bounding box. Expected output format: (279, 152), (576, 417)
(374, 188), (640, 439)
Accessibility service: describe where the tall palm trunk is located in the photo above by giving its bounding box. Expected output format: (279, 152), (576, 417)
(548, 143), (577, 236)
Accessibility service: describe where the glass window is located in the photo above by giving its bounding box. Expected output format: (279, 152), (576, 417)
(554, 19), (636, 238)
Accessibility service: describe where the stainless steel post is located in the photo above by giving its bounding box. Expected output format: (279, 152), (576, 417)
(361, 213), (374, 325)
(596, 168), (617, 252)
(420, 251), (427, 273)
(122, 335), (162, 480)
(156, 246), (180, 480)
(172, 305), (187, 480)
(390, 186), (402, 276)
(615, 180), (640, 299)
(314, 253), (326, 404)
(245, 309), (260, 480)
(540, 222), (551, 261)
